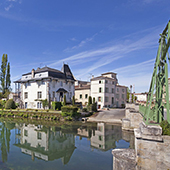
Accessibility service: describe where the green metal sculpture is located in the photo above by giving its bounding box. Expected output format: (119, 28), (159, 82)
(142, 21), (170, 124)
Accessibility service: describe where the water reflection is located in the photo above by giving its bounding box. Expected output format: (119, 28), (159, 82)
(14, 123), (76, 164)
(0, 120), (134, 167)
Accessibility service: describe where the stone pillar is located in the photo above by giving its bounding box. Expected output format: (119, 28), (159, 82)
(134, 122), (170, 169)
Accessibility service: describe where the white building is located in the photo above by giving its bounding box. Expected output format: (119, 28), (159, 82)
(75, 72), (127, 109)
(134, 93), (148, 103)
(14, 64), (75, 109)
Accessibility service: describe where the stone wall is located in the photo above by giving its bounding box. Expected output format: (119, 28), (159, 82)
(134, 122), (170, 170)
(113, 122), (170, 170)
(122, 103), (143, 131)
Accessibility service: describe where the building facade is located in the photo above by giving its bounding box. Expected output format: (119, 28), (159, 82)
(75, 80), (90, 106)
(14, 64), (75, 109)
(75, 72), (127, 109)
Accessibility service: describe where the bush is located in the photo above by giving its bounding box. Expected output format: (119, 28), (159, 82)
(52, 102), (62, 110)
(82, 108), (87, 112)
(160, 120), (170, 135)
(88, 96), (92, 105)
(5, 99), (16, 109)
(87, 103), (97, 112)
(61, 105), (78, 117)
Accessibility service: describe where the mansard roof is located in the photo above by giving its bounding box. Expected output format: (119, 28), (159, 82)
(14, 64), (75, 83)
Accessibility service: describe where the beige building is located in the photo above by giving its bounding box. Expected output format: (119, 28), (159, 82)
(75, 72), (127, 109)
(75, 80), (90, 106)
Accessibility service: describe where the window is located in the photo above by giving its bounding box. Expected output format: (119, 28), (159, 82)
(37, 92), (42, 99)
(117, 88), (119, 92)
(99, 136), (103, 141)
(116, 94), (119, 99)
(105, 97), (109, 102)
(85, 94), (88, 99)
(37, 102), (39, 108)
(24, 130), (28, 137)
(98, 126), (103, 132)
(24, 92), (28, 99)
(98, 97), (101, 102)
(122, 94), (124, 99)
(37, 132), (42, 140)
(99, 80), (101, 84)
(53, 91), (55, 98)
(112, 97), (114, 104)
(105, 87), (109, 93)
(112, 81), (115, 85)
(60, 81), (63, 86)
(105, 80), (108, 83)
(112, 88), (114, 93)
(40, 102), (42, 109)
(37, 81), (41, 87)
(25, 102), (27, 108)
(122, 88), (124, 92)
(99, 87), (102, 93)
(80, 94), (82, 99)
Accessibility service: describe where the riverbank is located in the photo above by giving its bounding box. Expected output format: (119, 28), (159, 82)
(87, 109), (125, 124)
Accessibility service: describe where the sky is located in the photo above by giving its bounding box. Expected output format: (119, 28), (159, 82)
(0, 0), (170, 92)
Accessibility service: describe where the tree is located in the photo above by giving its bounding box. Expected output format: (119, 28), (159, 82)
(41, 99), (49, 109)
(0, 54), (11, 94)
(63, 95), (66, 106)
(93, 97), (95, 104)
(88, 96), (92, 105)
(72, 96), (75, 106)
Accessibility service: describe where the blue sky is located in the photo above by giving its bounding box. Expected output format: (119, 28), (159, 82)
(0, 0), (170, 92)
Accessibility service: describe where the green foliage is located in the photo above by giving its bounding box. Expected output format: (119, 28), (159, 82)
(121, 104), (125, 108)
(5, 99), (16, 109)
(93, 97), (95, 104)
(63, 95), (66, 106)
(40, 99), (49, 109)
(0, 54), (11, 94)
(160, 120), (170, 136)
(72, 96), (75, 105)
(61, 105), (78, 117)
(82, 107), (88, 112)
(88, 96), (92, 105)
(52, 101), (62, 110)
(87, 103), (97, 112)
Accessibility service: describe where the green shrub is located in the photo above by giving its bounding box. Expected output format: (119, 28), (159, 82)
(88, 96), (92, 105)
(5, 99), (16, 109)
(61, 105), (78, 117)
(52, 102), (62, 110)
(63, 95), (66, 106)
(82, 108), (88, 112)
(87, 103), (97, 112)
(72, 96), (75, 105)
(160, 120), (170, 135)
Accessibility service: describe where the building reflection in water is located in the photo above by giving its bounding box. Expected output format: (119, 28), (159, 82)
(14, 123), (76, 164)
(12, 122), (134, 164)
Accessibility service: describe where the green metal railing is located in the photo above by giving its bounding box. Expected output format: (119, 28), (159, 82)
(140, 21), (170, 125)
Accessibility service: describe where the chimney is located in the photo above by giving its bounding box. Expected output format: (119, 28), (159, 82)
(32, 69), (35, 78)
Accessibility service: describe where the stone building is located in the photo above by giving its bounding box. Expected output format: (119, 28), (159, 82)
(14, 64), (75, 109)
(75, 72), (127, 109)
(75, 80), (90, 106)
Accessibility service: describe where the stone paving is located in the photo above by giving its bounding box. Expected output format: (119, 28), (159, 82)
(87, 108), (125, 124)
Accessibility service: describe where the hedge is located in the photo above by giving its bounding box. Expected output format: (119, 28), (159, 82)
(52, 102), (62, 110)
(5, 99), (16, 109)
(61, 105), (78, 117)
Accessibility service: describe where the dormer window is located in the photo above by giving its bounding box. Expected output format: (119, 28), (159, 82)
(25, 76), (27, 78)
(39, 74), (41, 77)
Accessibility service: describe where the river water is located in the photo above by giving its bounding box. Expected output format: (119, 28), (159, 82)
(0, 118), (134, 170)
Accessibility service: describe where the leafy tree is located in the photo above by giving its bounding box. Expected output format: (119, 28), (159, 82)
(88, 96), (92, 105)
(6, 63), (11, 92)
(0, 54), (11, 95)
(41, 99), (49, 109)
(63, 95), (66, 106)
(93, 97), (95, 104)
(72, 96), (75, 106)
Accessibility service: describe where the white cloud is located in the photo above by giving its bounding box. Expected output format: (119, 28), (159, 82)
(5, 4), (13, 11)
